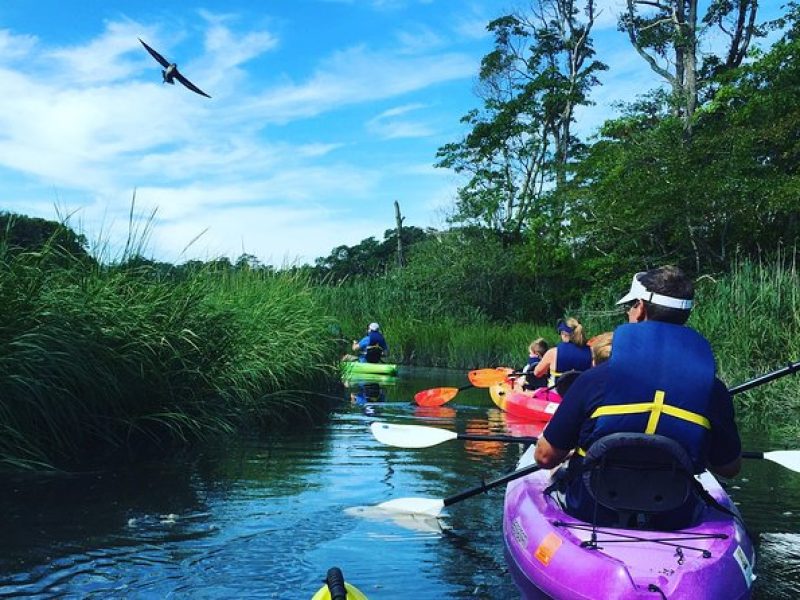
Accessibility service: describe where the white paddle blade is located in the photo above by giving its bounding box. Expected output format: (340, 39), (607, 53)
(377, 497), (446, 517)
(764, 450), (800, 473)
(370, 422), (457, 448)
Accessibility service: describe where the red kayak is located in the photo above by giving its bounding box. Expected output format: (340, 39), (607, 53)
(489, 381), (561, 421)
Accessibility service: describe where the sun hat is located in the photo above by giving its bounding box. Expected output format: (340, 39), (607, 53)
(616, 272), (693, 310)
(368, 322), (380, 331)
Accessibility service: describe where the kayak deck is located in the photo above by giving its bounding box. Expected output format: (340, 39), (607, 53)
(490, 382), (561, 422)
(340, 361), (398, 376)
(504, 447), (755, 599)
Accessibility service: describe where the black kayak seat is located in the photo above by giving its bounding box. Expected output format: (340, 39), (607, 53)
(581, 432), (698, 529)
(364, 345), (384, 363)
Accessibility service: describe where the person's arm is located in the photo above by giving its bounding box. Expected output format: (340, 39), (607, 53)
(534, 435), (570, 468)
(533, 347), (556, 378)
(710, 456), (741, 478)
(707, 378), (742, 478)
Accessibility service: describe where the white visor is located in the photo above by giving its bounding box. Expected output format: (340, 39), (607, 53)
(616, 272), (693, 310)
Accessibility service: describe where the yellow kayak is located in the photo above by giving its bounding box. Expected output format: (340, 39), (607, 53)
(311, 567), (368, 600)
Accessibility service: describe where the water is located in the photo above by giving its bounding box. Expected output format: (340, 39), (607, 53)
(0, 367), (798, 599)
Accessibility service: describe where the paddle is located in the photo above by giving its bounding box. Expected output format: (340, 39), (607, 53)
(413, 368), (526, 406)
(376, 462), (543, 517)
(414, 384), (473, 407)
(377, 358), (800, 515)
(371, 422), (538, 448)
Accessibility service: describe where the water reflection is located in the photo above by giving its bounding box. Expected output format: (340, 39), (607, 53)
(0, 367), (797, 598)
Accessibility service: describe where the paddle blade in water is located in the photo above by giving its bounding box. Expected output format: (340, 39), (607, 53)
(377, 497), (446, 517)
(468, 368), (512, 387)
(370, 422), (458, 448)
(414, 387), (458, 406)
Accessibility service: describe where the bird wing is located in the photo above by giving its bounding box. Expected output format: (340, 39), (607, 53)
(138, 38), (170, 68)
(174, 69), (211, 98)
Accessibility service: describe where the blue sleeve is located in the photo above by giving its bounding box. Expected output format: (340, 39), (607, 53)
(357, 336), (370, 350)
(707, 378), (742, 467)
(542, 364), (606, 451)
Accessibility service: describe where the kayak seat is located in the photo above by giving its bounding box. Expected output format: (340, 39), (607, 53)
(364, 345), (384, 363)
(581, 432), (700, 529)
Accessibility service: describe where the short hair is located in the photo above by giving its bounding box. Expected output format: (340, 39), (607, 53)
(530, 338), (549, 356)
(638, 266), (693, 324)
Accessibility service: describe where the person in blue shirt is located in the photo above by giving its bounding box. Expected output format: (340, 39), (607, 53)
(532, 317), (592, 387)
(534, 266), (742, 526)
(352, 322), (388, 363)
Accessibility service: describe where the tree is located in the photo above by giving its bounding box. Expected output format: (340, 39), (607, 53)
(436, 1), (606, 240)
(621, 0), (761, 132)
(0, 212), (92, 264)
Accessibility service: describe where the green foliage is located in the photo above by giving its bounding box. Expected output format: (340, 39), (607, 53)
(436, 3), (606, 237)
(312, 226), (433, 282)
(0, 212), (93, 265)
(0, 244), (338, 471)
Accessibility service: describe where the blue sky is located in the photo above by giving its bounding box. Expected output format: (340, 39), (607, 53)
(0, 0), (786, 266)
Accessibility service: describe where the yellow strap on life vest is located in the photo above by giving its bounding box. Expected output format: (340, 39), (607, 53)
(588, 390), (711, 431)
(577, 390), (709, 455)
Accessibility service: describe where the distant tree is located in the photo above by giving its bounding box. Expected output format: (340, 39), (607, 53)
(0, 212), (92, 264)
(620, 0), (762, 132)
(312, 226), (433, 282)
(436, 0), (606, 240)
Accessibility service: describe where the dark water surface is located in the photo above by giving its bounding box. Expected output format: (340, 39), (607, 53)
(1, 367), (798, 599)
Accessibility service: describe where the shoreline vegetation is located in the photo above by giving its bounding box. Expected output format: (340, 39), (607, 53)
(1, 218), (798, 471)
(3, 5), (800, 470)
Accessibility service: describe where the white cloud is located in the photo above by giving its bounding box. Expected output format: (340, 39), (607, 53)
(235, 45), (476, 123)
(366, 103), (435, 139)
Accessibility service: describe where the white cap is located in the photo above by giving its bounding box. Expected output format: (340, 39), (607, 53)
(616, 272), (693, 310)
(368, 322), (380, 331)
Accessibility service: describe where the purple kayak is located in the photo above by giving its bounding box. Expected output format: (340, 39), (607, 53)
(503, 447), (755, 599)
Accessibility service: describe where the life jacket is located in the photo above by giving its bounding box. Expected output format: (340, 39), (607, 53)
(550, 342), (592, 386)
(523, 356), (548, 390)
(363, 331), (387, 364)
(577, 322), (715, 472)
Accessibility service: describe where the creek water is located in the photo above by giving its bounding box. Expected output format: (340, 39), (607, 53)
(0, 367), (798, 599)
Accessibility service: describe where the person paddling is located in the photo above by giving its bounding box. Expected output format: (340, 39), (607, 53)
(532, 317), (592, 387)
(534, 266), (742, 529)
(352, 322), (388, 363)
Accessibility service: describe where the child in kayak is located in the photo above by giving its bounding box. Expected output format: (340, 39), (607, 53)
(519, 338), (549, 391)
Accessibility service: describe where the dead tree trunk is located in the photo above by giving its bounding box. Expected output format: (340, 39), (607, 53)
(394, 200), (405, 268)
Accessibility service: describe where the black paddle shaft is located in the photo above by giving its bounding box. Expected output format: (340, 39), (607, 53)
(456, 433), (538, 445)
(443, 462), (542, 507)
(729, 359), (800, 395)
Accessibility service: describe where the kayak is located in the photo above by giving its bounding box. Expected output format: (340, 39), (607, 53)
(311, 567), (368, 600)
(340, 361), (398, 376)
(489, 382), (561, 422)
(342, 372), (398, 385)
(503, 446), (755, 599)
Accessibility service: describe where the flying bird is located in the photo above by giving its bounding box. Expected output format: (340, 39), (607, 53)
(138, 38), (211, 98)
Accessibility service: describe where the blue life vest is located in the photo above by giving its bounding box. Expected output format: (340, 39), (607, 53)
(553, 342), (592, 383)
(581, 322), (715, 472)
(360, 331), (388, 363)
(523, 356), (548, 389)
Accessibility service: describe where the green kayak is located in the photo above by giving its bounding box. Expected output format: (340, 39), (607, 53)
(340, 361), (398, 376)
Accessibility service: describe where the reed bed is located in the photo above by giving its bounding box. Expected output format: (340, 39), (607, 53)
(319, 256), (800, 421)
(0, 246), (338, 470)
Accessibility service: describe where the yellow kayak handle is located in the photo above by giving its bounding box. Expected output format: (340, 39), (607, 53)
(311, 567), (368, 600)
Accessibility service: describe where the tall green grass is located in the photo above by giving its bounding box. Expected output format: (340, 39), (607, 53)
(0, 245), (338, 471)
(318, 256), (800, 420)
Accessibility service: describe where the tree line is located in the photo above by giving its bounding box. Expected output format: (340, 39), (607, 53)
(312, 1), (799, 321)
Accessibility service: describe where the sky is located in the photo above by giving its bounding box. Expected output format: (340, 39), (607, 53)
(0, 0), (787, 266)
